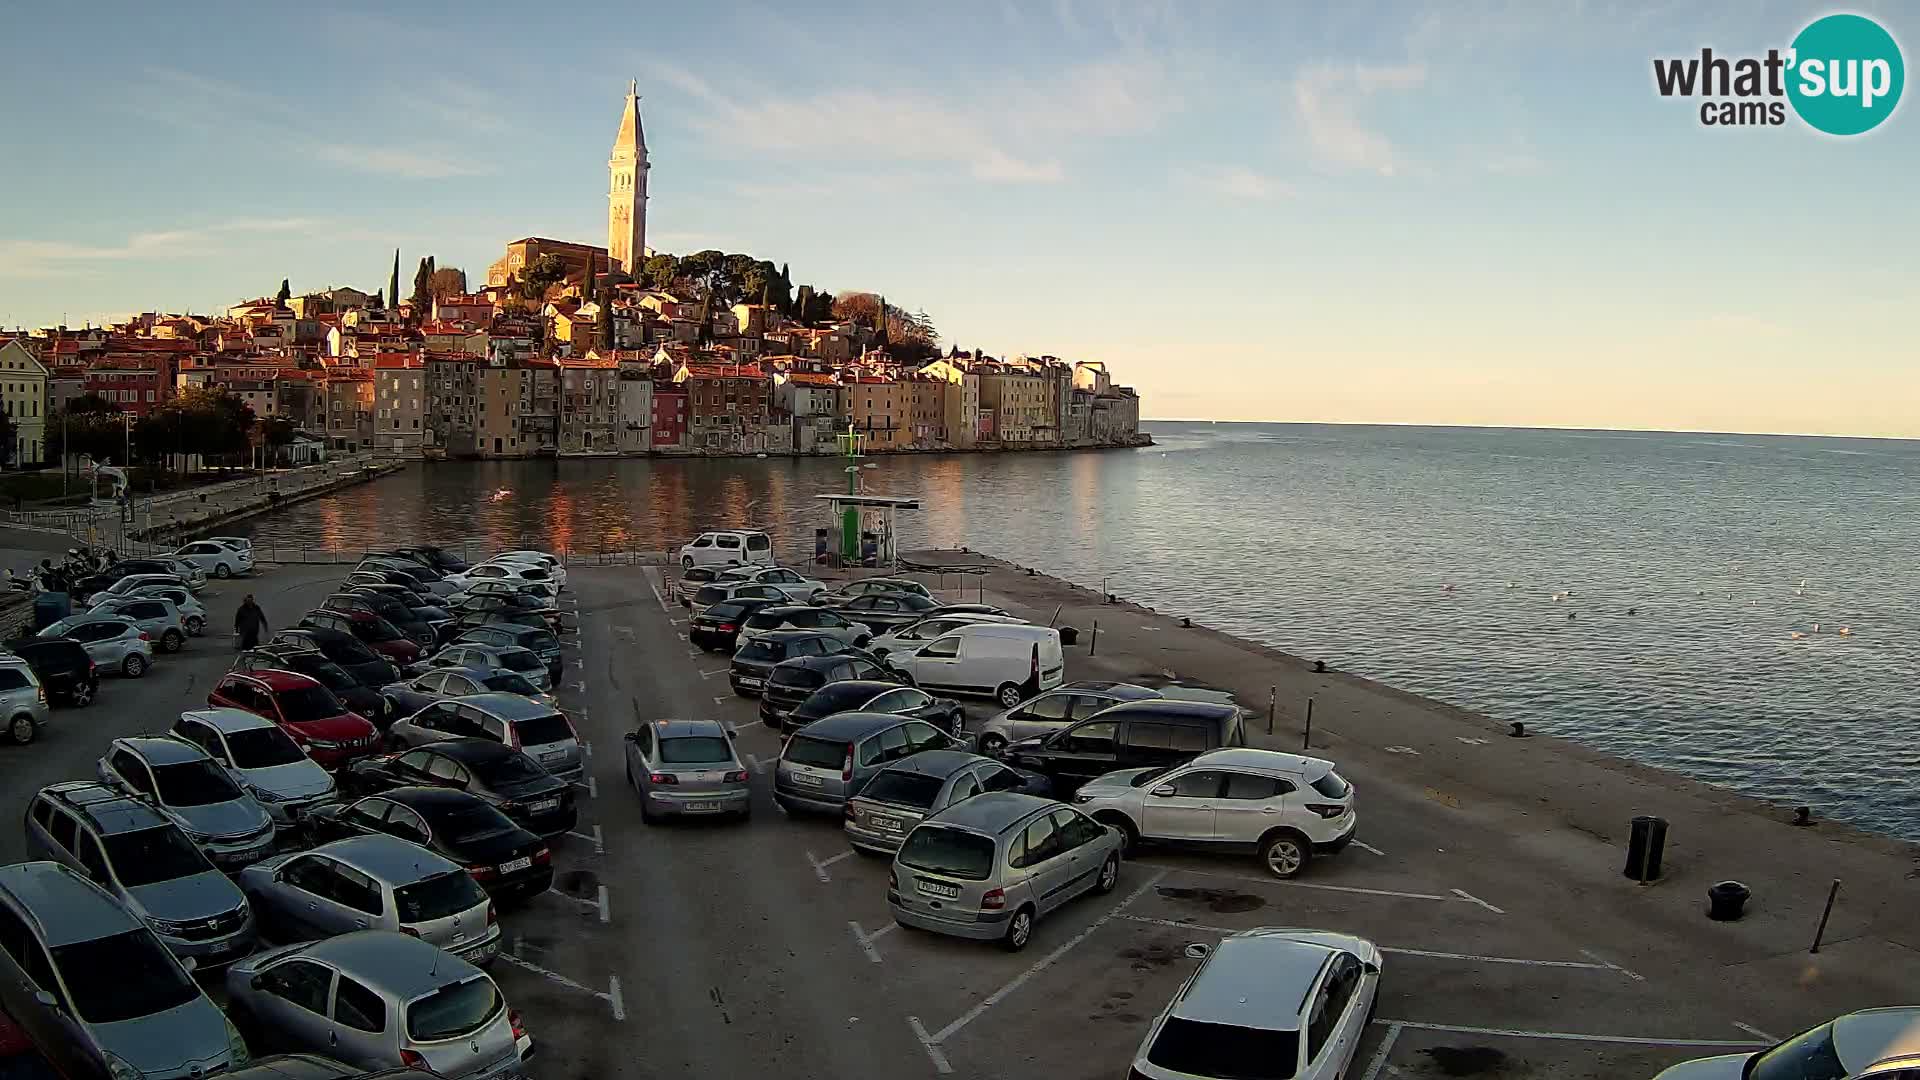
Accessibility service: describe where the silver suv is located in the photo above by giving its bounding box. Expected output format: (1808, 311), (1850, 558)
(98, 737), (276, 870)
(0, 655), (50, 745)
(385, 692), (582, 782)
(85, 596), (189, 653)
(24, 782), (257, 967)
(38, 614), (155, 678)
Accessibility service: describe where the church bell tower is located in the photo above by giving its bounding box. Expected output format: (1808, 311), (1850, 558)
(608, 80), (649, 275)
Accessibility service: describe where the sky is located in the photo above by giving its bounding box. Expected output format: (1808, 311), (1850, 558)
(1, 1), (1914, 437)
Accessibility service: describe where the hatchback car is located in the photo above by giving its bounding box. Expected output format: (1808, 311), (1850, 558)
(759, 653), (897, 730)
(687, 581), (790, 616)
(0, 655), (50, 745)
(888, 793), (1122, 951)
(1072, 749), (1357, 879)
(268, 629), (400, 688)
(347, 582), (452, 623)
(844, 750), (1049, 855)
(454, 624), (562, 681)
(240, 835), (499, 967)
(383, 693), (581, 781)
(412, 643), (552, 692)
(117, 583), (210, 635)
(226, 931), (531, 1078)
(345, 740), (577, 838)
(688, 598), (782, 652)
(172, 540), (253, 578)
(773, 712), (962, 815)
(1654, 1008), (1920, 1080)
(0, 861), (248, 1080)
(867, 612), (1028, 660)
(729, 630), (866, 695)
(443, 562), (550, 592)
(621, 719), (750, 822)
(305, 788), (553, 904)
(827, 591), (941, 633)
(815, 578), (935, 605)
(38, 614), (153, 678)
(170, 708), (340, 832)
(1129, 929), (1383, 1080)
(381, 667), (553, 718)
(1004, 699), (1249, 791)
(6, 637), (97, 708)
(98, 736), (277, 869)
(82, 595), (188, 653)
(102, 570), (201, 600)
(321, 594), (435, 649)
(973, 681), (1163, 757)
(25, 783), (257, 967)
(738, 604), (868, 647)
(713, 565), (827, 603)
(233, 646), (393, 727)
(299, 609), (421, 665)
(207, 671), (381, 769)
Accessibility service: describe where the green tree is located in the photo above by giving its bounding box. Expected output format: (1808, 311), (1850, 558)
(598, 294), (614, 350)
(428, 266), (467, 297)
(0, 410), (15, 467)
(411, 258), (433, 311)
(794, 285), (815, 325)
(517, 254), (570, 302)
(641, 254), (679, 290)
(66, 393), (120, 416)
(49, 410), (128, 465)
(387, 250), (400, 311)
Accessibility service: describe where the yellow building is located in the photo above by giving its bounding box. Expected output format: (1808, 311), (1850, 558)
(977, 367), (1048, 444)
(846, 378), (911, 450)
(0, 340), (50, 466)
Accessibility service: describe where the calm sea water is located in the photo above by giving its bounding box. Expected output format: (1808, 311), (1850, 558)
(242, 424), (1920, 839)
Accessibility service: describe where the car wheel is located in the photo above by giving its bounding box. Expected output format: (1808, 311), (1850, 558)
(1094, 853), (1120, 894)
(185, 616), (204, 636)
(1002, 905), (1035, 952)
(214, 563), (233, 579)
(977, 733), (1007, 757)
(994, 682), (1024, 709)
(1095, 813), (1138, 856)
(160, 630), (184, 653)
(7, 713), (36, 745)
(122, 654), (147, 678)
(1260, 831), (1311, 879)
(682, 557), (695, 570)
(946, 711), (965, 739)
(68, 681), (95, 707)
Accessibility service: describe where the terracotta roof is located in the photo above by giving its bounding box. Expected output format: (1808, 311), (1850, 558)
(372, 354), (422, 370)
(679, 363), (764, 380)
(560, 356), (617, 369)
(785, 372), (839, 387)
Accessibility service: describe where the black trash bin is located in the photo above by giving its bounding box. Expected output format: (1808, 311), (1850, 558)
(1707, 880), (1750, 921)
(1623, 815), (1668, 881)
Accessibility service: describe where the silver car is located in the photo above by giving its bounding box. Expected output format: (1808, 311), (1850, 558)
(226, 931), (531, 1079)
(118, 584), (210, 636)
(621, 719), (751, 821)
(25, 782), (257, 967)
(39, 614), (155, 677)
(85, 595), (189, 653)
(888, 792), (1124, 951)
(715, 565), (828, 603)
(386, 692), (582, 782)
(239, 835), (499, 967)
(867, 612), (1028, 660)
(737, 604), (868, 647)
(106, 571), (201, 598)
(0, 861), (248, 1080)
(415, 643), (553, 692)
(0, 654), (51, 745)
(169, 709), (339, 832)
(98, 736), (277, 870)
(973, 680), (1163, 757)
(773, 712), (962, 815)
(844, 750), (1050, 855)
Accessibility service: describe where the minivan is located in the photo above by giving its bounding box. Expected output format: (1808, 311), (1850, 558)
(679, 530), (775, 570)
(883, 624), (1065, 709)
(772, 712), (961, 815)
(1003, 699), (1247, 790)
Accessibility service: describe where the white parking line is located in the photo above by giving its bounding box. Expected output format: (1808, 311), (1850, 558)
(1352, 840), (1386, 856)
(592, 823), (604, 853)
(1360, 1022), (1403, 1080)
(1450, 888), (1506, 914)
(608, 976), (625, 1021)
(714, 696), (731, 706)
(698, 668), (727, 679)
(597, 884), (610, 925)
(545, 889), (598, 911)
(848, 920), (883, 964)
(578, 776), (598, 798)
(1579, 948), (1646, 982)
(1733, 1021), (1778, 1042)
(676, 633), (687, 641)
(1376, 1020), (1765, 1048)
(1115, 915), (1619, 973)
(649, 580), (669, 613)
(564, 830), (597, 845)
(807, 849), (853, 883)
(908, 1017), (954, 1074)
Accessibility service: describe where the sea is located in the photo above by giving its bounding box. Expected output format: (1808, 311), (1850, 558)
(239, 423), (1920, 840)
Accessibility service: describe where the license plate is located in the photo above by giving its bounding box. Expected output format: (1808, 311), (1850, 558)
(917, 879), (961, 899)
(499, 857), (532, 874)
(790, 771), (823, 788)
(684, 802), (720, 813)
(529, 798), (560, 812)
(736, 677), (763, 688)
(871, 815), (903, 833)
(464, 940), (498, 965)
(540, 750), (566, 762)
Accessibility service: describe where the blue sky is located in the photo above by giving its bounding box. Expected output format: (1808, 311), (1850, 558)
(2, 1), (1913, 436)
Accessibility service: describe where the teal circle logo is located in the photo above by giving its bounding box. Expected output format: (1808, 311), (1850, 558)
(1786, 13), (1904, 135)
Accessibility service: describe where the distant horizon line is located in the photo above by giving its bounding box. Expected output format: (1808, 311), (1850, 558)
(1140, 418), (1920, 444)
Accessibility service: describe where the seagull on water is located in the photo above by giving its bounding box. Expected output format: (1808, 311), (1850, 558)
(1838, 626), (1852, 636)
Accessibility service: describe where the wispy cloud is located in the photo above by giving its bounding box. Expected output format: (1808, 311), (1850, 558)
(1181, 165), (1291, 200)
(1292, 62), (1426, 177)
(314, 144), (493, 179)
(0, 218), (328, 277)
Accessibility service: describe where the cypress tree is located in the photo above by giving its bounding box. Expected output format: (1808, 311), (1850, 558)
(598, 291), (614, 350)
(388, 250), (400, 312)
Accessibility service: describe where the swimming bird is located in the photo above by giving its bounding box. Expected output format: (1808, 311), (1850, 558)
(1812, 623), (1821, 633)
(1790, 631), (1805, 640)
(1627, 607), (1637, 616)
(1506, 581), (1517, 589)
(1838, 626), (1852, 636)
(1442, 584), (1455, 593)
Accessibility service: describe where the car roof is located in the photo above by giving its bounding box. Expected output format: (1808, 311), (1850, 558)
(243, 669), (324, 692)
(749, 605), (815, 618)
(42, 782), (169, 834)
(314, 833), (458, 882)
(813, 680), (899, 700)
(1186, 749), (1335, 777)
(1061, 680), (1160, 699)
(795, 710), (911, 739)
(284, 931), (479, 998)
(182, 707), (281, 735)
(926, 791), (1054, 835)
(375, 786), (487, 813)
(456, 692), (558, 720)
(115, 735), (211, 765)
(651, 718), (728, 740)
(878, 750), (983, 779)
(1174, 932), (1336, 1031)
(776, 654), (861, 673)
(424, 737), (516, 764)
(1834, 1008), (1920, 1068)
(0, 862), (143, 946)
(753, 629), (834, 642)
(1089, 698), (1241, 722)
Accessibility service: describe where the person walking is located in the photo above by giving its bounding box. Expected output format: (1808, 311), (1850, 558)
(234, 594), (268, 650)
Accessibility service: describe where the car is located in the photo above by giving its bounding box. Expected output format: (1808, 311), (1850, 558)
(345, 582), (452, 624)
(268, 629), (401, 688)
(97, 736), (277, 870)
(883, 623), (1066, 708)
(448, 592), (556, 620)
(344, 568), (435, 597)
(773, 711), (963, 815)
(1072, 749), (1357, 879)
(25, 783), (257, 967)
(679, 529), (775, 570)
(6, 638), (97, 708)
(382, 693), (582, 782)
(621, 719), (751, 822)
(38, 615), (153, 678)
(845, 750), (1049, 855)
(215, 1055), (365, 1080)
(392, 544), (468, 572)
(298, 609), (421, 665)
(759, 653), (898, 730)
(233, 646), (394, 728)
(0, 1014), (60, 1080)
(485, 551), (566, 589)
(206, 671), (381, 769)
(713, 565), (827, 603)
(206, 536), (254, 554)
(453, 624), (562, 681)
(826, 591), (942, 634)
(357, 560), (457, 597)
(0, 655), (50, 745)
(0, 861), (248, 1080)
(82, 595), (189, 653)
(410, 643), (553, 692)
(1004, 698), (1250, 791)
(814, 577), (935, 605)
(867, 612), (1029, 659)
(239, 835), (500, 966)
(780, 678), (968, 738)
(68, 561), (183, 603)
(437, 609), (569, 648)
(104, 569), (203, 599)
(320, 593), (435, 649)
(344, 739), (577, 838)
(673, 565), (725, 604)
(685, 581), (791, 619)
(973, 680), (1163, 756)
(443, 579), (548, 608)
(172, 540), (253, 578)
(1654, 1008), (1920, 1079)
(116, 583), (210, 635)
(169, 709), (340, 832)
(688, 598), (784, 653)
(728, 630), (869, 696)
(443, 562), (552, 593)
(887, 792), (1122, 951)
(737, 604), (869, 647)
(379, 667), (554, 719)
(1129, 929), (1384, 1080)
(304, 788), (553, 904)
(225, 931), (532, 1077)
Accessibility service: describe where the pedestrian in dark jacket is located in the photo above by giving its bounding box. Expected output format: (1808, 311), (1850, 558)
(234, 594), (268, 649)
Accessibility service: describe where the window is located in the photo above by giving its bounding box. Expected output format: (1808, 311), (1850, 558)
(1170, 724), (1213, 753)
(109, 750), (154, 795)
(259, 958), (334, 1015)
(860, 725), (912, 766)
(903, 722), (949, 752)
(978, 766), (1025, 793)
(1307, 955), (1361, 1061)
(1051, 808), (1106, 850)
(28, 799), (52, 831)
(426, 756), (467, 784)
(918, 636), (960, 659)
(1054, 721), (1117, 754)
(1167, 771), (1225, 798)
(48, 809), (78, 852)
(1012, 815), (1061, 868)
(897, 825), (995, 881)
(1224, 773), (1289, 800)
(1020, 694), (1074, 722)
(1311, 772), (1351, 800)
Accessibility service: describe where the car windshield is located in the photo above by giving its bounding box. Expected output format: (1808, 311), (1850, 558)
(694, 586), (728, 606)
(325, 637), (380, 664)
(512, 714), (573, 746)
(658, 736), (732, 764)
(704, 603), (749, 621)
(359, 619), (404, 643)
(295, 658), (359, 692)
(769, 665), (825, 689)
(430, 803), (518, 842)
(406, 976), (503, 1041)
(226, 726), (308, 768)
(278, 685), (345, 723)
(103, 827), (213, 887)
(860, 771), (944, 809)
(1748, 1024), (1847, 1080)
(515, 629), (557, 651)
(53, 930), (202, 1024)
(1130, 767), (1175, 788)
(1147, 1017), (1299, 1080)
(1311, 771), (1351, 799)
(494, 650), (542, 673)
(735, 641), (782, 662)
(744, 611), (787, 629)
(482, 672), (541, 695)
(473, 753), (545, 786)
(395, 871), (488, 923)
(783, 735), (847, 769)
(152, 760), (243, 806)
(898, 826), (994, 881)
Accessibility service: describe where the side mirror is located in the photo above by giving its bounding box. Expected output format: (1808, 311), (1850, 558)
(1151, 784), (1177, 798)
(622, 731), (638, 743)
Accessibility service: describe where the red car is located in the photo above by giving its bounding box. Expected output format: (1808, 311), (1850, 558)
(299, 607), (423, 665)
(207, 670), (380, 768)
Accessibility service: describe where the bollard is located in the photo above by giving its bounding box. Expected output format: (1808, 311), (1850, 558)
(1810, 879), (1841, 953)
(1509, 721), (1527, 738)
(1089, 619), (1099, 656)
(1707, 880), (1750, 921)
(1792, 806), (1813, 827)
(1313, 660), (1326, 673)
(1301, 695), (1313, 748)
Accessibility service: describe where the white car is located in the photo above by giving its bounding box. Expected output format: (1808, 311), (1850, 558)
(445, 562), (550, 591)
(1654, 1008), (1920, 1079)
(156, 558), (209, 591)
(1130, 929), (1381, 1080)
(489, 550), (567, 588)
(104, 584), (209, 635)
(1071, 749), (1357, 879)
(172, 539), (254, 579)
(868, 612), (1028, 659)
(679, 530), (775, 570)
(168, 708), (338, 831)
(105, 572), (197, 600)
(207, 536), (252, 553)
(716, 565), (827, 604)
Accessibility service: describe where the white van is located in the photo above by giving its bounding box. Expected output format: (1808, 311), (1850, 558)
(884, 623), (1065, 709)
(680, 530), (776, 569)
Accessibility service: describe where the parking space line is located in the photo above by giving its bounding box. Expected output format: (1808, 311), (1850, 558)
(1376, 1020), (1765, 1048)
(714, 696), (729, 706)
(1450, 888), (1506, 914)
(1113, 915), (1622, 973)
(807, 849), (853, 882)
(608, 976), (625, 1021)
(564, 829), (598, 846)
(1579, 948), (1645, 982)
(1360, 1022), (1403, 1080)
(676, 633), (687, 641)
(744, 752), (768, 773)
(649, 580), (669, 612)
(687, 649), (706, 660)
(1733, 1021), (1777, 1042)
(908, 1017), (954, 1075)
(698, 668), (727, 679)
(1168, 867), (1451, 903)
(1353, 840), (1386, 856)
(849, 920), (883, 964)
(578, 775), (598, 798)
(597, 884), (611, 925)
(545, 889), (598, 911)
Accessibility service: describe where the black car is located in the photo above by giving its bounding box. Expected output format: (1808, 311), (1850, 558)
(9, 637), (97, 706)
(344, 582), (452, 624)
(350, 567), (436, 596)
(785, 678), (966, 736)
(70, 559), (182, 603)
(359, 557), (446, 585)
(395, 546), (469, 572)
(321, 592), (435, 648)
(828, 591), (941, 632)
(759, 653), (898, 731)
(305, 786), (552, 903)
(1003, 699), (1248, 790)
(690, 598), (782, 653)
(233, 645), (393, 727)
(728, 630), (866, 696)
(344, 737), (578, 837)
(268, 628), (400, 688)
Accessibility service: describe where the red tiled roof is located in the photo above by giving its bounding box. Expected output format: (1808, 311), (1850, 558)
(785, 372), (839, 387)
(680, 363), (764, 380)
(372, 354), (421, 370)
